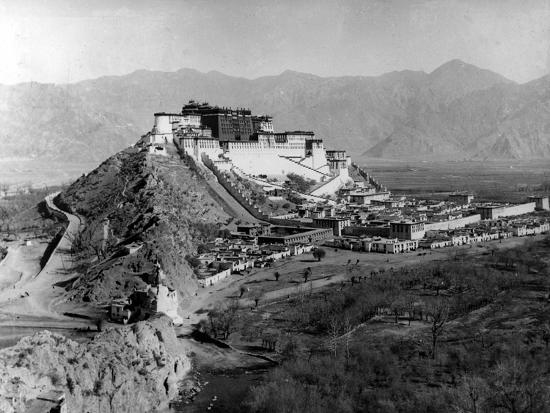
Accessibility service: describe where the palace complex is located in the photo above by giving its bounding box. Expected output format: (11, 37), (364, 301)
(141, 101), (354, 195)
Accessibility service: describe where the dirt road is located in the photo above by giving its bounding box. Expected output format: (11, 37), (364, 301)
(0, 193), (96, 345)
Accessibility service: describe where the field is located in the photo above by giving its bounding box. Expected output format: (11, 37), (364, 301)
(195, 234), (550, 412)
(358, 158), (550, 201)
(0, 159), (99, 190)
(3, 157), (549, 203)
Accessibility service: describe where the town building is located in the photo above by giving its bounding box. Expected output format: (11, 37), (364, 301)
(312, 217), (352, 236)
(110, 298), (132, 324)
(449, 192), (474, 204)
(257, 226), (333, 245)
(129, 284), (182, 325)
(389, 221), (426, 240)
(528, 195), (550, 211)
(362, 238), (419, 254)
(347, 189), (391, 205)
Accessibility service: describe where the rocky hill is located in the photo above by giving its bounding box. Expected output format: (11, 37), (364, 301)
(0, 315), (190, 413)
(57, 146), (230, 307)
(1, 59), (550, 162)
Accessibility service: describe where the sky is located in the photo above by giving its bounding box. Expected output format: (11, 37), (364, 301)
(0, 0), (549, 85)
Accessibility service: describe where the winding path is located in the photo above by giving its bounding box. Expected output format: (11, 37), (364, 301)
(0, 193), (94, 346)
(36, 192), (82, 278)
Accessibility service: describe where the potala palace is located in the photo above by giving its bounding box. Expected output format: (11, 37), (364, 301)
(141, 100), (355, 196)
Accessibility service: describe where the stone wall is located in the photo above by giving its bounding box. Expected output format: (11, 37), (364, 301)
(197, 268), (232, 287)
(424, 214), (482, 231)
(202, 155), (270, 222)
(351, 163), (386, 191)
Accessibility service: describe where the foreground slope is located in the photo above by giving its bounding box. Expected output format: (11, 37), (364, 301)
(0, 316), (189, 413)
(57, 146), (230, 306)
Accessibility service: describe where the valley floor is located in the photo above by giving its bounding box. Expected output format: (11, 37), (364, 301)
(178, 233), (540, 330)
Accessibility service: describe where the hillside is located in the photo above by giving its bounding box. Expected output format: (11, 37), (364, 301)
(1, 59), (550, 162)
(57, 146), (230, 306)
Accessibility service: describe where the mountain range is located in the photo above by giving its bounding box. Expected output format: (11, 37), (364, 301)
(1, 59), (550, 163)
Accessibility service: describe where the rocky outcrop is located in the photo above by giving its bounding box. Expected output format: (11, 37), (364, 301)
(0, 316), (190, 413)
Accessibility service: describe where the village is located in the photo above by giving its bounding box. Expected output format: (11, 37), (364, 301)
(181, 192), (550, 290)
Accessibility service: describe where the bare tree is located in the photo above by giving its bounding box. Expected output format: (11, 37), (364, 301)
(428, 299), (450, 359)
(404, 295), (416, 326)
(343, 314), (353, 361)
(0, 183), (9, 198)
(303, 267), (312, 283)
(313, 248), (326, 262)
(487, 357), (550, 413)
(542, 323), (550, 348)
(208, 300), (240, 340)
(391, 296), (406, 324)
(0, 206), (10, 233)
(452, 375), (488, 413)
(327, 316), (341, 357)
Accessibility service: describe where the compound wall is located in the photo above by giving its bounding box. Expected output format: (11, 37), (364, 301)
(424, 214), (481, 231)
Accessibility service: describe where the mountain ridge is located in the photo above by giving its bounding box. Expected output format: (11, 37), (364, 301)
(1, 59), (549, 163)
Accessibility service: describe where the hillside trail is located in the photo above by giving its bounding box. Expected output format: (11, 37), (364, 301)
(0, 192), (95, 334)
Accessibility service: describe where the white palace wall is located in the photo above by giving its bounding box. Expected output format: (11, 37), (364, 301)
(180, 137), (222, 160)
(177, 129), (340, 184)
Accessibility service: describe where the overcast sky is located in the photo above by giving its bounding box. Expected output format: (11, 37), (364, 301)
(1, 0), (549, 85)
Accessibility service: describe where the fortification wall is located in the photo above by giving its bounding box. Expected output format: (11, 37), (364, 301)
(424, 214), (481, 231)
(351, 163), (386, 191)
(202, 155), (269, 221)
(497, 202), (537, 218)
(180, 137), (222, 160)
(479, 202), (537, 220)
(197, 268), (231, 287)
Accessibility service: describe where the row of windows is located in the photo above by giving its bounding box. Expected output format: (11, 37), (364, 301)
(392, 224), (424, 233)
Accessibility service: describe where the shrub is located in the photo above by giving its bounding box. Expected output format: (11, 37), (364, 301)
(185, 255), (201, 268)
(285, 173), (315, 193)
(66, 375), (75, 394)
(93, 379), (103, 395)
